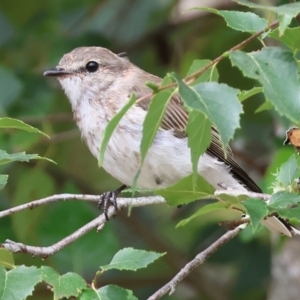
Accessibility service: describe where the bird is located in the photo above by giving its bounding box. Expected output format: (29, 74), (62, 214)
(43, 46), (299, 237)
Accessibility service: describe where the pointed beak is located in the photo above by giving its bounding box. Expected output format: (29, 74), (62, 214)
(43, 68), (72, 77)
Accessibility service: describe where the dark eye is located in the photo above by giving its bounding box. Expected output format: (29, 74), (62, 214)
(86, 61), (99, 72)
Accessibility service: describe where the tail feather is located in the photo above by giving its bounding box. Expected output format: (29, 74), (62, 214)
(261, 215), (300, 237)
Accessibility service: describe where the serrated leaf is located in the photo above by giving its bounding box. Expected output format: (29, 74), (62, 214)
(155, 173), (214, 206)
(98, 94), (136, 166)
(186, 111), (211, 187)
(0, 174), (8, 190)
(40, 266), (86, 299)
(0, 117), (49, 138)
(269, 27), (300, 51)
(0, 265), (40, 300)
(243, 199), (268, 232)
(0, 149), (54, 165)
(269, 206), (300, 222)
(0, 249), (14, 269)
(276, 155), (299, 185)
(230, 48), (300, 124)
(97, 285), (138, 300)
(269, 191), (300, 209)
(238, 87), (262, 102)
(176, 202), (226, 227)
(186, 59), (219, 85)
(171, 73), (242, 149)
(197, 8), (268, 33)
(234, 0), (300, 34)
(101, 248), (165, 271)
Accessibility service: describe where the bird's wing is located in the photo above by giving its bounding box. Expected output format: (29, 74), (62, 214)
(137, 92), (262, 193)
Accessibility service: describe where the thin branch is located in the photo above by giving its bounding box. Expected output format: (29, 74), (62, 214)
(0, 194), (164, 218)
(136, 19), (279, 105)
(214, 186), (271, 201)
(0, 196), (165, 257)
(147, 226), (243, 300)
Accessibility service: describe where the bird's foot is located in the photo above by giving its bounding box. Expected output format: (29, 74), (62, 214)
(98, 185), (127, 221)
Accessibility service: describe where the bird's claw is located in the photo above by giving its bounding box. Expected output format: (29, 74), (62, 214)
(98, 185), (127, 221)
(98, 191), (119, 221)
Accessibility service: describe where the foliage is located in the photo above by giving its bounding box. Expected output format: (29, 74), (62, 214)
(1, 0), (300, 299)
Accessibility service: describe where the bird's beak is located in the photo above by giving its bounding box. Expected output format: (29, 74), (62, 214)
(43, 68), (72, 77)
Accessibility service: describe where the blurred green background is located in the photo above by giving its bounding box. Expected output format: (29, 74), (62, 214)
(0, 0), (299, 299)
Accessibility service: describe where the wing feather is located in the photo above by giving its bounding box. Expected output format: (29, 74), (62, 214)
(135, 81), (261, 193)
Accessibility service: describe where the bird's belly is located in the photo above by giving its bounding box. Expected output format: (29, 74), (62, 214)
(101, 128), (245, 191)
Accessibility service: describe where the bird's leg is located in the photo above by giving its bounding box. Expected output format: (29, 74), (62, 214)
(98, 185), (127, 221)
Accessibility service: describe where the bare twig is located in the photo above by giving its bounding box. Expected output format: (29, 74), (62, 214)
(0, 195), (165, 257)
(147, 226), (243, 300)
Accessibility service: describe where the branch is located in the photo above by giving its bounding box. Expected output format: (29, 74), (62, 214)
(147, 226), (243, 300)
(214, 185), (271, 201)
(136, 19), (279, 105)
(0, 195), (165, 257)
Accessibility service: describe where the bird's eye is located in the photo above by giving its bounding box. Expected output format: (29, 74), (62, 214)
(86, 61), (99, 72)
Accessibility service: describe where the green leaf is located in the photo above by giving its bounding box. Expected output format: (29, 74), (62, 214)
(98, 94), (136, 166)
(197, 8), (268, 33)
(0, 174), (8, 190)
(0, 249), (14, 269)
(238, 87), (262, 102)
(40, 266), (86, 299)
(0, 67), (23, 109)
(0, 117), (49, 138)
(269, 206), (300, 222)
(176, 202), (226, 227)
(0, 149), (54, 165)
(101, 248), (165, 271)
(269, 27), (300, 52)
(140, 79), (173, 165)
(269, 191), (300, 209)
(0, 265), (40, 300)
(156, 173), (214, 206)
(146, 81), (160, 93)
(234, 0), (300, 34)
(243, 199), (268, 232)
(97, 285), (138, 300)
(171, 73), (242, 149)
(255, 100), (273, 113)
(230, 48), (300, 124)
(276, 155), (299, 185)
(186, 111), (211, 187)
(186, 59), (219, 85)
(78, 288), (100, 300)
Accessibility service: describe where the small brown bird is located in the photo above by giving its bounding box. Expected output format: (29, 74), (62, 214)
(44, 46), (299, 237)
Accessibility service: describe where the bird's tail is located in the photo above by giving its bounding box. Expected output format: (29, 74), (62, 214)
(261, 216), (300, 237)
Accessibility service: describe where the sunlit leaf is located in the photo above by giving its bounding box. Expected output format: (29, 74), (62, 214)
(243, 199), (268, 232)
(171, 73), (242, 150)
(230, 48), (300, 124)
(156, 174), (214, 206)
(0, 117), (49, 138)
(98, 94), (136, 167)
(234, 0), (300, 33)
(196, 8), (268, 33)
(100, 248), (165, 271)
